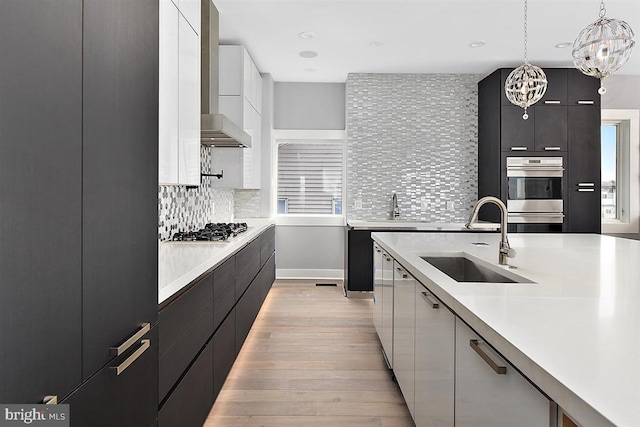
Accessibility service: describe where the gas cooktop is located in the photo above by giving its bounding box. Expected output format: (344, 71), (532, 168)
(171, 222), (248, 242)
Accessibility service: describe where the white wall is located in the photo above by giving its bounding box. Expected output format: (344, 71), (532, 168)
(273, 82), (346, 280)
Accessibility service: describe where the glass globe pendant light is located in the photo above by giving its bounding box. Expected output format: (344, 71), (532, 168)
(572, 0), (635, 95)
(504, 0), (548, 120)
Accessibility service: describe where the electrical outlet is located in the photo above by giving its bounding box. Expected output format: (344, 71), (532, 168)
(421, 199), (429, 210)
(355, 198), (363, 209)
(446, 201), (455, 210)
(212, 201), (215, 214)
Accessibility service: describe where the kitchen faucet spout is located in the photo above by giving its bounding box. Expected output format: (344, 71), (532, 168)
(392, 193), (400, 219)
(466, 196), (516, 265)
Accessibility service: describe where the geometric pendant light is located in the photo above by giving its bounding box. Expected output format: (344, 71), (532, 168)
(572, 0), (635, 94)
(504, 0), (548, 120)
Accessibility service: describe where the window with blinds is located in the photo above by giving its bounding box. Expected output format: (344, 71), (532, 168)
(277, 142), (343, 215)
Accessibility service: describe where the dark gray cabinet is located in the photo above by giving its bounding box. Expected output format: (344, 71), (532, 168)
(158, 226), (276, 425)
(0, 0), (83, 404)
(0, 0), (158, 419)
(568, 106), (602, 233)
(82, 0), (159, 380)
(478, 68), (601, 233)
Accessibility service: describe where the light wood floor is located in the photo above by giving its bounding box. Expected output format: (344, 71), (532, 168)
(204, 280), (414, 427)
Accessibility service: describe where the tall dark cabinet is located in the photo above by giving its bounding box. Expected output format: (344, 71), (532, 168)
(478, 68), (601, 233)
(0, 1), (159, 425)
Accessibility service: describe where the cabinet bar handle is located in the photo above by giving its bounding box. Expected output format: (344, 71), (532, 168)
(543, 147), (561, 151)
(420, 292), (439, 309)
(544, 100), (561, 104)
(43, 396), (58, 405)
(382, 253), (391, 261)
(578, 188), (595, 192)
(111, 339), (150, 376)
(396, 267), (408, 279)
(110, 323), (150, 356)
(577, 100), (595, 105)
(470, 339), (506, 375)
(578, 182), (595, 187)
(510, 147), (528, 151)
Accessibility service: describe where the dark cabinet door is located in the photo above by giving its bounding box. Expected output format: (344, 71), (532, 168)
(64, 327), (159, 427)
(214, 308), (236, 400)
(236, 238), (261, 298)
(568, 69), (601, 106)
(214, 257), (236, 332)
(538, 68), (567, 105)
(568, 106), (602, 233)
(501, 106), (535, 152)
(81, 0), (159, 377)
(158, 339), (214, 427)
(347, 230), (374, 291)
(0, 0), (83, 403)
(534, 106), (568, 151)
(235, 277), (262, 354)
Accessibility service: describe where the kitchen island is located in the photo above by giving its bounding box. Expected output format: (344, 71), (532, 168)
(372, 231), (640, 427)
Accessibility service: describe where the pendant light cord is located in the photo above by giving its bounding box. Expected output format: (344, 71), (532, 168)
(599, 0), (606, 18)
(524, 0), (529, 64)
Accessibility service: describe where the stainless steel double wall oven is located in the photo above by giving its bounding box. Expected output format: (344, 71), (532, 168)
(506, 157), (564, 232)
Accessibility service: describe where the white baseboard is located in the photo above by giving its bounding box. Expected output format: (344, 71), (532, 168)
(276, 269), (344, 281)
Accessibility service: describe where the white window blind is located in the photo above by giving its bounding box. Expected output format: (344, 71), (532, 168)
(277, 142), (343, 215)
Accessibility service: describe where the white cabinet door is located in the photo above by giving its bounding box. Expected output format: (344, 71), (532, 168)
(243, 104), (261, 189)
(177, 15), (200, 186)
(177, 0), (200, 35)
(254, 69), (263, 114)
(455, 318), (551, 427)
(373, 243), (383, 340)
(381, 251), (394, 367)
(414, 283), (455, 427)
(219, 46), (242, 96)
(393, 263), (415, 419)
(158, 0), (179, 184)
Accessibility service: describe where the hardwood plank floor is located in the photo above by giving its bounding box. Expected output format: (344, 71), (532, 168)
(205, 280), (414, 427)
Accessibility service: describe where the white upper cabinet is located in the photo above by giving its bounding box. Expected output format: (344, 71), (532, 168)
(159, 0), (201, 186)
(158, 0), (179, 184)
(219, 45), (262, 114)
(174, 0), (200, 35)
(214, 45), (263, 189)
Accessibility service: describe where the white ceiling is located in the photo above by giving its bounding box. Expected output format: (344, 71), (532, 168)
(214, 0), (640, 82)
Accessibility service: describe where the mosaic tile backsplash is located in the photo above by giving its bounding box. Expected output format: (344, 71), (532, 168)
(158, 146), (235, 241)
(346, 73), (480, 221)
(235, 189), (262, 218)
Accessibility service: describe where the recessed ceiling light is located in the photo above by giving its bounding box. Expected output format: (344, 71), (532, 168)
(299, 50), (318, 58)
(298, 32), (315, 40)
(468, 41), (486, 48)
(369, 40), (384, 48)
(555, 42), (572, 49)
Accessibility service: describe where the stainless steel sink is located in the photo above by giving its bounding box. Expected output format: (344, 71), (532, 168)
(420, 255), (533, 283)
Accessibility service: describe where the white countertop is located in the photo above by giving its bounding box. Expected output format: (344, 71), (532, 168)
(158, 218), (274, 305)
(371, 232), (640, 427)
(348, 219), (499, 231)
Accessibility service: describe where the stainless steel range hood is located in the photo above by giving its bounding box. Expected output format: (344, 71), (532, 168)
(200, 0), (251, 148)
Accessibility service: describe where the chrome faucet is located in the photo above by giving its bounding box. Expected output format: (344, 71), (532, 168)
(466, 196), (516, 265)
(391, 193), (400, 219)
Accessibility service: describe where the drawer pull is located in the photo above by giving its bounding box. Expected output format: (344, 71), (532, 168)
(578, 188), (595, 192)
(110, 323), (150, 356)
(43, 395), (58, 405)
(111, 339), (150, 376)
(543, 146), (561, 151)
(544, 100), (561, 104)
(577, 100), (595, 105)
(510, 147), (528, 151)
(396, 267), (408, 279)
(470, 339), (506, 374)
(420, 291), (439, 309)
(578, 182), (595, 187)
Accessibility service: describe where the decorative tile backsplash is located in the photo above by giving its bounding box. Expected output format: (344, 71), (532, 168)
(158, 146), (235, 241)
(346, 73), (480, 221)
(235, 189), (262, 218)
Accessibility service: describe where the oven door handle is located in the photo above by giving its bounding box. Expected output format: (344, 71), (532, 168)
(506, 166), (565, 171)
(508, 213), (565, 223)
